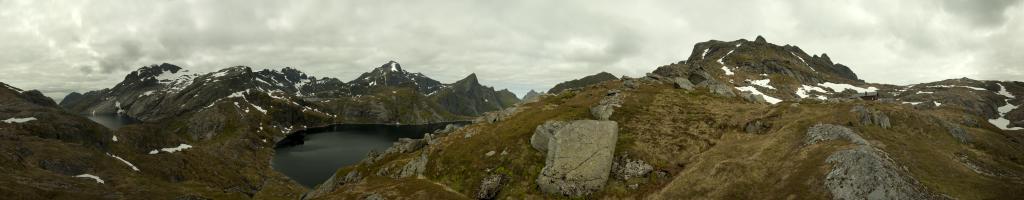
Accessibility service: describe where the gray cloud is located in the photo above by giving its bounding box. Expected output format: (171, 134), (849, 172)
(0, 0), (1022, 100)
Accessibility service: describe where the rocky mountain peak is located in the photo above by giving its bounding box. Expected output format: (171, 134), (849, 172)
(348, 61), (443, 95)
(755, 35), (767, 43)
(384, 60), (403, 72)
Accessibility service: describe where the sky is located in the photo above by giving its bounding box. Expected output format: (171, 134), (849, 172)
(1, 0), (1022, 100)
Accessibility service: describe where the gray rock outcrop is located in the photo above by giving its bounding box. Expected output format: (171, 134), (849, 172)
(850, 106), (891, 129)
(671, 77), (694, 91)
(739, 91), (767, 104)
(530, 121), (566, 152)
(825, 146), (929, 200)
(703, 81), (736, 97)
(590, 90), (624, 120)
(805, 124), (868, 146)
(804, 124), (933, 199)
(395, 153), (428, 178)
(475, 107), (520, 124)
(612, 154), (653, 180)
(942, 121), (971, 144)
(532, 120), (618, 197)
(475, 174), (506, 199)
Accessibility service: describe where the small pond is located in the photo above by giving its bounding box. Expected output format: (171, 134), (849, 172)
(271, 123), (463, 188)
(83, 114), (141, 130)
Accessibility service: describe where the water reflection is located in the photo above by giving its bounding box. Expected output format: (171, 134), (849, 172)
(272, 123), (459, 188)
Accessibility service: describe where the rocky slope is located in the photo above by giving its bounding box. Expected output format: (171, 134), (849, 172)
(2, 81), (308, 199)
(306, 37), (1024, 199)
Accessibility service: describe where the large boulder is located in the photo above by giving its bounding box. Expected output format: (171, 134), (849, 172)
(530, 121), (566, 152)
(533, 120), (618, 197)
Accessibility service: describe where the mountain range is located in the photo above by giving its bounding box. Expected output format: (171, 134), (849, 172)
(1, 36), (1022, 199)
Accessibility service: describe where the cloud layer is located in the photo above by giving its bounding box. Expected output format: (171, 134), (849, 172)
(1, 0), (1021, 100)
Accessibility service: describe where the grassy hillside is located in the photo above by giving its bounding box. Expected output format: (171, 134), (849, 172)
(313, 77), (1024, 199)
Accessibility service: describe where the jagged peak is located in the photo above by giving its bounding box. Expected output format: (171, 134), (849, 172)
(380, 60), (403, 73)
(457, 73), (481, 86)
(755, 35), (767, 43)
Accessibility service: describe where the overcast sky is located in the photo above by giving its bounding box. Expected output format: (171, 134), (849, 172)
(1, 0), (1022, 100)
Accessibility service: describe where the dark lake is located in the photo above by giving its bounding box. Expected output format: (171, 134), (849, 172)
(84, 114), (141, 130)
(271, 123), (463, 188)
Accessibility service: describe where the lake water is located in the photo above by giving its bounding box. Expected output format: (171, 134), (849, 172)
(84, 114), (141, 130)
(271, 123), (462, 188)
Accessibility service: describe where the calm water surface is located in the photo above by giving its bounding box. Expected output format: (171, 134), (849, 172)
(272, 123), (460, 188)
(83, 114), (140, 130)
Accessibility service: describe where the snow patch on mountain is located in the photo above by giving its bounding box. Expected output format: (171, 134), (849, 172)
(735, 86), (782, 104)
(107, 153), (139, 171)
(149, 144), (193, 154)
(796, 85), (829, 100)
(74, 174), (104, 184)
(820, 82), (878, 93)
(748, 79), (775, 90)
(2, 117), (36, 123)
(926, 85), (987, 91)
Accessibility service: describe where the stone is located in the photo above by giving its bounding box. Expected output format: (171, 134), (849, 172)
(671, 77), (694, 90)
(590, 104), (615, 120)
(805, 124), (868, 146)
(623, 79), (639, 89)
(825, 146), (929, 200)
(740, 91), (767, 104)
(485, 151), (496, 157)
(535, 120), (618, 197)
(612, 154), (654, 180)
(706, 82), (736, 97)
(475, 174), (506, 199)
(745, 120), (769, 134)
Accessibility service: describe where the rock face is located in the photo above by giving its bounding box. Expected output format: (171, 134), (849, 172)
(531, 120), (618, 197)
(548, 72), (618, 94)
